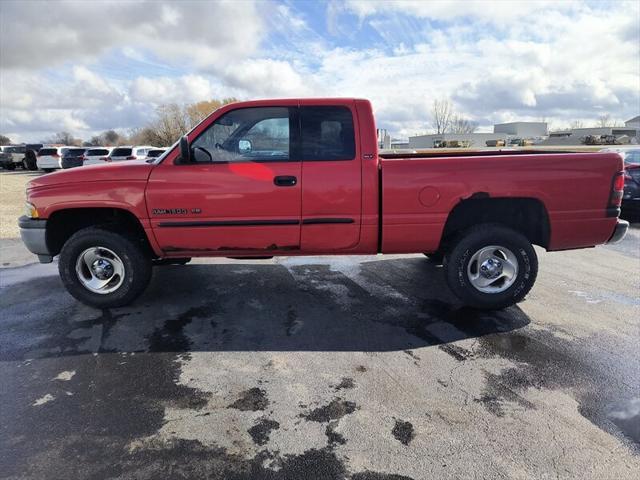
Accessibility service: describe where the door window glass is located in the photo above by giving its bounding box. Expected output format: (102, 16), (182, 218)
(193, 107), (290, 162)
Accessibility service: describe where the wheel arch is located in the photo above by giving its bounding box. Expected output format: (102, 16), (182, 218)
(439, 197), (551, 251)
(46, 207), (156, 257)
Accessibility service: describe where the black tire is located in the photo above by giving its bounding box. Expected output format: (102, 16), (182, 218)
(59, 227), (152, 308)
(5, 162), (16, 170)
(25, 152), (38, 170)
(444, 224), (538, 310)
(42, 168), (53, 173)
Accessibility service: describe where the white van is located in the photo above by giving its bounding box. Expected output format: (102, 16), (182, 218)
(83, 147), (113, 166)
(37, 147), (70, 171)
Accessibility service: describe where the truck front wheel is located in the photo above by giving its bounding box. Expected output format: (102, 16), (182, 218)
(59, 227), (152, 308)
(444, 224), (538, 310)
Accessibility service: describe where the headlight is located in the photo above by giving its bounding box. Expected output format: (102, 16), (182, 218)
(25, 202), (39, 218)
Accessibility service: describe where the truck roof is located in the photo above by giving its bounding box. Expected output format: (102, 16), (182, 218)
(224, 98), (369, 108)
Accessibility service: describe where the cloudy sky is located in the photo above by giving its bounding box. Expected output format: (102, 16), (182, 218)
(1, 0), (639, 142)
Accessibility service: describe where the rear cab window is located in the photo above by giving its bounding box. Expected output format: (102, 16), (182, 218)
(300, 106), (356, 161)
(39, 148), (58, 156)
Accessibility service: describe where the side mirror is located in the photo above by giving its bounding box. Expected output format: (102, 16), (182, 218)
(238, 139), (252, 154)
(179, 135), (191, 163)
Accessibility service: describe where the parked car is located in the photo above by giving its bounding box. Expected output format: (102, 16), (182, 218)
(621, 149), (640, 213)
(61, 148), (87, 169)
(108, 146), (155, 162)
(145, 148), (166, 159)
(0, 146), (11, 169)
(19, 98), (627, 309)
(0, 145), (26, 170)
(83, 147), (113, 166)
(36, 147), (69, 172)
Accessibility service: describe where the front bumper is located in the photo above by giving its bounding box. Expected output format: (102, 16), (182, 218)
(18, 216), (52, 263)
(607, 219), (629, 244)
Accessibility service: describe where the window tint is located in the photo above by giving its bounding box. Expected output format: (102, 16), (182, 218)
(111, 148), (132, 156)
(39, 148), (57, 155)
(87, 149), (109, 156)
(193, 107), (290, 163)
(300, 106), (355, 161)
(65, 148), (85, 157)
(147, 149), (165, 158)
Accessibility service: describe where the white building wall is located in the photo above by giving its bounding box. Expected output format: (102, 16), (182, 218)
(493, 122), (548, 136)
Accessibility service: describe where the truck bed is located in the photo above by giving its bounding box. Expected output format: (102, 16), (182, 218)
(379, 151), (622, 253)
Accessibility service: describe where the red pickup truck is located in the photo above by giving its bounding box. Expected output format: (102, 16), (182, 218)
(19, 98), (628, 310)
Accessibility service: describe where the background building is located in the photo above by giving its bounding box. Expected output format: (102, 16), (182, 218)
(494, 122), (548, 137)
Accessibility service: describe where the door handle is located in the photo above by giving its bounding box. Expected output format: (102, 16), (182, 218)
(274, 175), (297, 187)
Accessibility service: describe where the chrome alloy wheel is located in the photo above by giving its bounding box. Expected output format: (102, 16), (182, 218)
(75, 247), (125, 294)
(466, 245), (519, 294)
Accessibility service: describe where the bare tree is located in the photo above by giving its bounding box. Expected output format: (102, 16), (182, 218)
(570, 120), (584, 129)
(103, 130), (120, 145)
(128, 127), (162, 146)
(0, 134), (11, 144)
(49, 131), (80, 146)
(431, 99), (453, 134)
(597, 114), (613, 128)
(186, 98), (237, 126)
(141, 98), (238, 147)
(450, 114), (478, 134)
(87, 135), (104, 146)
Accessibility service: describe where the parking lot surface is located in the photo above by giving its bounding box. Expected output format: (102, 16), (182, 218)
(0, 171), (639, 479)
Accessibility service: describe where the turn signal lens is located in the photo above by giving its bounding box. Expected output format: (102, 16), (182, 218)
(25, 202), (39, 218)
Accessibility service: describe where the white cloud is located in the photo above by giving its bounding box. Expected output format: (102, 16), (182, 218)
(0, 0), (264, 71)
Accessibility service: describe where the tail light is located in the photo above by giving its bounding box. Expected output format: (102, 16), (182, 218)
(126, 155), (137, 160)
(100, 157), (110, 162)
(52, 153), (60, 158)
(608, 171), (624, 211)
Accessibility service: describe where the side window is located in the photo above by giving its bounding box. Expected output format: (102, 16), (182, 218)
(300, 106), (355, 161)
(192, 107), (291, 163)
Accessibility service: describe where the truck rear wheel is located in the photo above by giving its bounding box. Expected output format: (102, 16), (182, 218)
(444, 224), (537, 310)
(59, 227), (152, 308)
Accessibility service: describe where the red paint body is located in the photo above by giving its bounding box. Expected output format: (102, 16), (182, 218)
(27, 98), (623, 258)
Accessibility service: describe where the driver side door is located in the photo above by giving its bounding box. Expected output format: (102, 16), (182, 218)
(146, 106), (302, 254)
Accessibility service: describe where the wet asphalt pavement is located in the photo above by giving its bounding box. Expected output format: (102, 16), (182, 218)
(0, 226), (639, 479)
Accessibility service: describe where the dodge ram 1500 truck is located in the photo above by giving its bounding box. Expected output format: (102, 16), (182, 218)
(19, 98), (628, 309)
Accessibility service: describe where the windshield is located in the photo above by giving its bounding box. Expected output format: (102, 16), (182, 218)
(624, 150), (640, 166)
